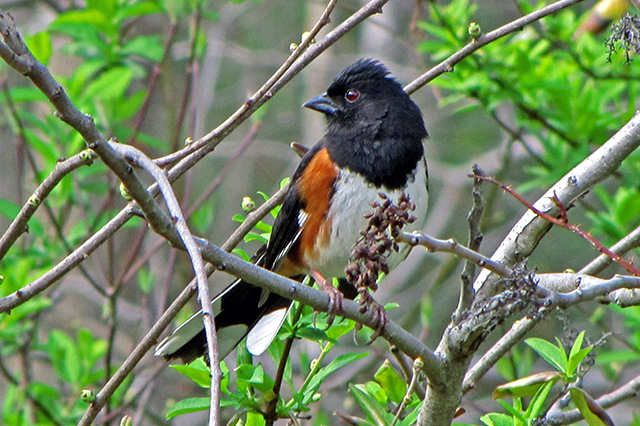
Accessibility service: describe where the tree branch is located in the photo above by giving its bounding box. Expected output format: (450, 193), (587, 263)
(109, 141), (221, 426)
(0, 149), (96, 260)
(473, 112), (640, 292)
(396, 231), (512, 277)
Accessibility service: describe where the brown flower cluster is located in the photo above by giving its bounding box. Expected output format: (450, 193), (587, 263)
(344, 192), (416, 335)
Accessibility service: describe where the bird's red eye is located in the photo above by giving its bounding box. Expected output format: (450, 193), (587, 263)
(345, 89), (359, 102)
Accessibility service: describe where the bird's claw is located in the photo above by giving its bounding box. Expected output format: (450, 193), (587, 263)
(321, 282), (345, 328)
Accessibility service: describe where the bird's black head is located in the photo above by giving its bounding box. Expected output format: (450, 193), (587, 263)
(304, 59), (428, 189)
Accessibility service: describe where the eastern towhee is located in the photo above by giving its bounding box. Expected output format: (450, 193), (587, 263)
(155, 58), (429, 363)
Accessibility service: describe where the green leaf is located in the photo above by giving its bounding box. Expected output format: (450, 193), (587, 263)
(53, 9), (112, 35)
(569, 387), (614, 426)
(293, 326), (332, 343)
(304, 352), (368, 399)
(166, 397), (210, 419)
(87, 0), (116, 16)
(113, 1), (162, 24)
(232, 247), (250, 261)
(171, 358), (211, 388)
(24, 128), (60, 166)
(497, 399), (526, 425)
(244, 233), (268, 244)
(120, 35), (164, 62)
(246, 363), (275, 390)
(0, 199), (20, 221)
(25, 32), (52, 65)
(5, 86), (48, 103)
(83, 67), (134, 100)
(373, 360), (407, 404)
(349, 383), (391, 426)
(480, 413), (516, 426)
(114, 89), (147, 121)
(567, 332), (592, 377)
(245, 411), (267, 426)
(525, 337), (568, 373)
(137, 267), (155, 294)
(0, 297), (51, 326)
(492, 371), (561, 399)
(595, 349), (640, 365)
(48, 329), (82, 384)
(324, 318), (356, 340)
(523, 379), (555, 420)
(77, 328), (106, 367)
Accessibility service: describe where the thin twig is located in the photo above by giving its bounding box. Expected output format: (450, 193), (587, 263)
(171, 6), (202, 151)
(0, 150), (96, 260)
(396, 231), (512, 277)
(579, 224), (640, 275)
(390, 357), (424, 426)
(455, 166), (486, 321)
(127, 20), (178, 145)
(110, 141), (221, 426)
(391, 346), (426, 400)
(185, 120), (261, 217)
(474, 174), (640, 277)
(265, 304), (304, 426)
(462, 317), (538, 393)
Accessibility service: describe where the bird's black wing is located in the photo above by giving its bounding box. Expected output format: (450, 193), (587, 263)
(262, 140), (326, 270)
(154, 142), (325, 363)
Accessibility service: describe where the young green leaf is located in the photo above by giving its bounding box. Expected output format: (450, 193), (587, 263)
(569, 387), (614, 426)
(525, 338), (568, 373)
(165, 397), (210, 419)
(373, 360), (408, 404)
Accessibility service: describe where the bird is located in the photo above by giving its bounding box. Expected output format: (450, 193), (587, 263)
(155, 58), (429, 364)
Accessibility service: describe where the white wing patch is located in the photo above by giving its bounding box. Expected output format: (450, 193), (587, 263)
(245, 307), (289, 356)
(298, 210), (309, 227)
(272, 210), (308, 270)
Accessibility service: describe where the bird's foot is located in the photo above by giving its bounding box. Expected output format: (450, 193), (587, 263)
(311, 270), (345, 328)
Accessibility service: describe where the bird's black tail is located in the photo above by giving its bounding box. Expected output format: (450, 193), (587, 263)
(154, 279), (294, 364)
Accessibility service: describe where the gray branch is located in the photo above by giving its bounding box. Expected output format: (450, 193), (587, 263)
(473, 112), (640, 293)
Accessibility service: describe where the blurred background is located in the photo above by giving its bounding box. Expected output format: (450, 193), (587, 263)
(0, 0), (639, 424)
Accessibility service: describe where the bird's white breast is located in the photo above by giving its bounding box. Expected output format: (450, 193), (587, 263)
(306, 158), (428, 278)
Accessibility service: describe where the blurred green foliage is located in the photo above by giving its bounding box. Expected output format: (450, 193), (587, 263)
(0, 0), (639, 425)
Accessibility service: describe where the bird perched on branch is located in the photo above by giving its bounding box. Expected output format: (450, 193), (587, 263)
(155, 58), (429, 363)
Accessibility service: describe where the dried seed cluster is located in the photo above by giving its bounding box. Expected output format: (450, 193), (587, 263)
(345, 192), (416, 314)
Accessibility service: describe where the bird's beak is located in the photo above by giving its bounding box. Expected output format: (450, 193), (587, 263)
(303, 93), (339, 115)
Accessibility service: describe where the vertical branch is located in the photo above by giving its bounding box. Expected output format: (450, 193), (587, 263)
(454, 165), (486, 322)
(109, 142), (221, 426)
